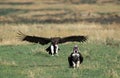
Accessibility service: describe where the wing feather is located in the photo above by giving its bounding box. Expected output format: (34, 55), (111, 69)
(59, 36), (87, 44)
(17, 32), (51, 45)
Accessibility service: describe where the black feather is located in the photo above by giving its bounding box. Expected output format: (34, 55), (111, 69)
(23, 36), (51, 45)
(18, 32), (51, 45)
(59, 36), (87, 44)
(17, 32), (87, 45)
(68, 52), (83, 67)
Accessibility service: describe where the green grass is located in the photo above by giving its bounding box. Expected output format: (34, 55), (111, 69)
(0, 0), (120, 78)
(0, 42), (120, 78)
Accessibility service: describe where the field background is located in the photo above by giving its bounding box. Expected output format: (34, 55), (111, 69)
(0, 0), (120, 78)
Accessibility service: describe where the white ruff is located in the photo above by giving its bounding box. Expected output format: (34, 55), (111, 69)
(72, 53), (80, 57)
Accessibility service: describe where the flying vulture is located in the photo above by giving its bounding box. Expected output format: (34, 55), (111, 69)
(68, 45), (83, 68)
(17, 31), (87, 56)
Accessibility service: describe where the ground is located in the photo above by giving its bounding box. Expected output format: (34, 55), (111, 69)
(0, 0), (120, 78)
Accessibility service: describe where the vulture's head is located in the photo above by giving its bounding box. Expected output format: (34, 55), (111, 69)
(51, 37), (60, 45)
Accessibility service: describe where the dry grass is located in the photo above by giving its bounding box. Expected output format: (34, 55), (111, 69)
(0, 1), (120, 78)
(0, 0), (120, 24)
(106, 69), (119, 78)
(0, 0), (120, 45)
(0, 23), (120, 45)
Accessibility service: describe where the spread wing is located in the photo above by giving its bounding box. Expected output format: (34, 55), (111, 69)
(17, 31), (51, 45)
(59, 35), (87, 44)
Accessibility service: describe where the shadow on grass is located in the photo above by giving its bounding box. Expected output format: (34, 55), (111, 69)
(33, 51), (51, 57)
(0, 2), (33, 5)
(0, 8), (29, 16)
(0, 8), (119, 24)
(29, 64), (63, 68)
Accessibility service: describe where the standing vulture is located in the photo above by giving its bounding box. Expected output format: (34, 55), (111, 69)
(68, 45), (83, 68)
(17, 31), (87, 56)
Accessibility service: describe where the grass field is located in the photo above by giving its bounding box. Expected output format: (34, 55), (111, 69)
(0, 0), (120, 45)
(0, 0), (120, 78)
(0, 42), (120, 78)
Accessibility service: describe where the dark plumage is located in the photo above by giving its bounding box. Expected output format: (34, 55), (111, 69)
(68, 52), (83, 68)
(45, 45), (60, 55)
(17, 31), (51, 45)
(18, 32), (87, 45)
(68, 45), (83, 68)
(17, 31), (87, 55)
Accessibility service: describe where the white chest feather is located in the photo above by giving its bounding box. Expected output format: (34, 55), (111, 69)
(72, 53), (80, 57)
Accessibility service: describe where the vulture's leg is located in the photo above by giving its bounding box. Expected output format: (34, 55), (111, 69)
(76, 61), (80, 68)
(55, 44), (59, 56)
(72, 61), (76, 68)
(50, 45), (54, 56)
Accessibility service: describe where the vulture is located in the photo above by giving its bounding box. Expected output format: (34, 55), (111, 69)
(17, 31), (87, 56)
(68, 45), (83, 68)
